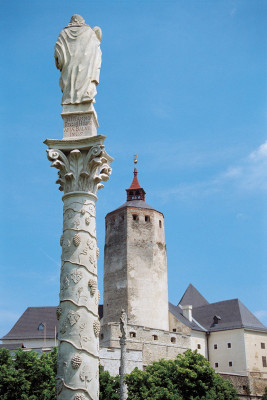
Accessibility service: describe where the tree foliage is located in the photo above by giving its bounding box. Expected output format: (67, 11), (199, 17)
(125, 350), (238, 400)
(0, 347), (57, 400)
(99, 365), (120, 400)
(0, 347), (238, 400)
(262, 387), (267, 400)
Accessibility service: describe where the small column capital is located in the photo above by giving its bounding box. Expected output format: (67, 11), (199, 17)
(45, 136), (113, 195)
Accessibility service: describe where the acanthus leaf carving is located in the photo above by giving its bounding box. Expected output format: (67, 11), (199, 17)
(46, 145), (112, 194)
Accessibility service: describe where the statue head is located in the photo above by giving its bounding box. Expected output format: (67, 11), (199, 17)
(68, 14), (85, 27)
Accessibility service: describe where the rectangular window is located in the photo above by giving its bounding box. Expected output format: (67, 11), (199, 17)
(228, 343), (231, 348)
(152, 335), (158, 341)
(215, 363), (218, 368)
(229, 361), (232, 367)
(132, 214), (138, 221)
(263, 356), (267, 367)
(214, 344), (217, 349)
(261, 343), (265, 349)
(172, 328), (177, 332)
(197, 344), (201, 349)
(145, 215), (150, 222)
(171, 337), (176, 343)
(130, 332), (136, 338)
(159, 220), (162, 228)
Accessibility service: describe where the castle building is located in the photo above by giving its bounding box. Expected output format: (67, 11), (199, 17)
(1, 162), (267, 399)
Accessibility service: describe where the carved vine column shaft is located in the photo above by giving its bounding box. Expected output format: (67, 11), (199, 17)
(45, 138), (113, 400)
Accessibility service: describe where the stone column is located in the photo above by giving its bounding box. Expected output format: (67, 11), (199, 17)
(45, 137), (113, 400)
(119, 310), (128, 400)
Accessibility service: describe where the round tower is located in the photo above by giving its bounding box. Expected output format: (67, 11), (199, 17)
(103, 158), (169, 331)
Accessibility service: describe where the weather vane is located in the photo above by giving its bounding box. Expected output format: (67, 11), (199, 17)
(134, 154), (138, 165)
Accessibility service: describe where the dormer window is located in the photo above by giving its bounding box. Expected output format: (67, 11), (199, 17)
(213, 315), (221, 326)
(38, 323), (45, 331)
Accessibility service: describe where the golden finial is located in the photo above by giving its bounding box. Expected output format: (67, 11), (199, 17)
(134, 154), (138, 165)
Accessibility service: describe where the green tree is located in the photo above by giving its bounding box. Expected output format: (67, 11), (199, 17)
(99, 365), (120, 400)
(125, 350), (238, 400)
(262, 386), (267, 400)
(0, 347), (56, 400)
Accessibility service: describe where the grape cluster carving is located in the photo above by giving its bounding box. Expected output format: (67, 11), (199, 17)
(88, 279), (97, 295)
(73, 233), (81, 247)
(93, 319), (100, 337)
(71, 353), (82, 369)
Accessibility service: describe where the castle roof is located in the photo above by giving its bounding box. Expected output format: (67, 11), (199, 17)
(192, 298), (267, 332)
(125, 157), (146, 202)
(179, 283), (209, 308)
(1, 305), (103, 341)
(169, 302), (206, 331)
(172, 285), (267, 333)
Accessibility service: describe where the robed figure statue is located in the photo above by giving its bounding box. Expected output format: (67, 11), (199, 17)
(55, 14), (102, 105)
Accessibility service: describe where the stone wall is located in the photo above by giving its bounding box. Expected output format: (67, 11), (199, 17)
(103, 205), (169, 331)
(100, 321), (191, 368)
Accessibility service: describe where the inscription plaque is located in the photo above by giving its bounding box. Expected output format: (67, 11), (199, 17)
(63, 113), (97, 139)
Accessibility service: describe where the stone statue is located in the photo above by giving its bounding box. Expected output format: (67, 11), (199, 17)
(55, 14), (102, 105)
(120, 309), (127, 339)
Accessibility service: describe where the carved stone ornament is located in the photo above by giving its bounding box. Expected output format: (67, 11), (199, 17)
(71, 353), (82, 369)
(71, 268), (83, 283)
(93, 319), (100, 337)
(46, 146), (112, 194)
(95, 290), (100, 305)
(88, 279), (97, 295)
(67, 310), (80, 326)
(74, 394), (86, 400)
(56, 378), (64, 395)
(73, 233), (81, 247)
(56, 306), (62, 320)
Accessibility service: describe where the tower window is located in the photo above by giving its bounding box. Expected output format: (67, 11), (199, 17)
(227, 343), (231, 348)
(229, 361), (233, 367)
(152, 335), (158, 341)
(172, 328), (177, 332)
(132, 214), (138, 221)
(171, 337), (176, 343)
(159, 220), (162, 228)
(214, 344), (217, 349)
(130, 332), (136, 338)
(215, 363), (218, 368)
(261, 343), (265, 349)
(100, 333), (104, 340)
(145, 215), (150, 222)
(197, 344), (201, 349)
(263, 356), (267, 367)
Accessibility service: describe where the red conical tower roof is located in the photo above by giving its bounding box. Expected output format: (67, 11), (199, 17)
(126, 156), (146, 201)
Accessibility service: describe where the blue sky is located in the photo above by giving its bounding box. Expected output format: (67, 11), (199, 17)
(0, 0), (266, 338)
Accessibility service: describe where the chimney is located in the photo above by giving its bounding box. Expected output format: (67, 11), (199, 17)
(181, 305), (192, 322)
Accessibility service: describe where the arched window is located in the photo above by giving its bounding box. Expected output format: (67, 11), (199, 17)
(38, 323), (45, 331)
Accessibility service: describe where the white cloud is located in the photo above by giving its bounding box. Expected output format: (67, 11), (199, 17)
(249, 140), (267, 161)
(159, 140), (267, 201)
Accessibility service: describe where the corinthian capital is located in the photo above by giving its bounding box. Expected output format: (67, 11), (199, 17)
(44, 136), (113, 195)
